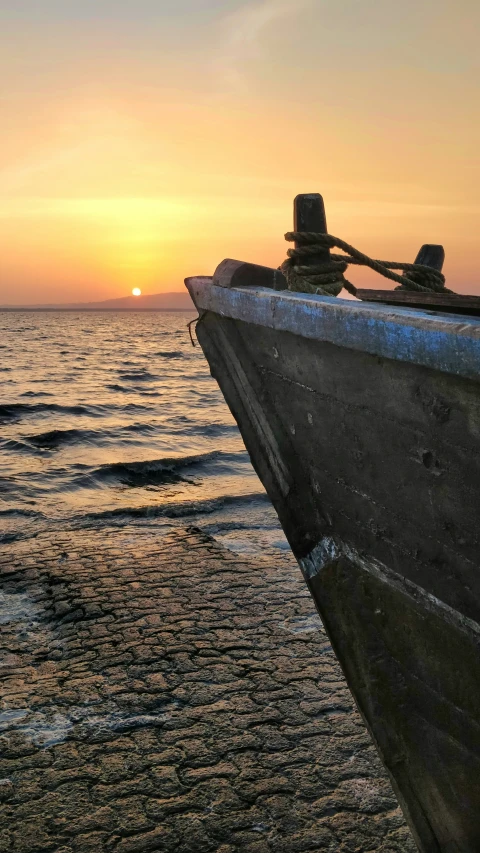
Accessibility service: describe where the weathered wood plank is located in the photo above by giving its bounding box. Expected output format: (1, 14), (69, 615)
(356, 289), (480, 315)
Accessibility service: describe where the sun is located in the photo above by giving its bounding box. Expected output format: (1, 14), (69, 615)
(132, 287), (142, 296)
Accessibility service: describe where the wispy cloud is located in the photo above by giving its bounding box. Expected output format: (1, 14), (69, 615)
(212, 0), (309, 93)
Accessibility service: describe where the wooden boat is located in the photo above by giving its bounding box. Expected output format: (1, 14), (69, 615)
(185, 194), (480, 853)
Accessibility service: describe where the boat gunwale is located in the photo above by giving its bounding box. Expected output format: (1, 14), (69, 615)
(185, 275), (480, 382)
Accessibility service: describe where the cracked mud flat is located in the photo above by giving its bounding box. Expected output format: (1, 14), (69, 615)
(0, 527), (416, 852)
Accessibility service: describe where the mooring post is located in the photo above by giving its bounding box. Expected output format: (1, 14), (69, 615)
(414, 244), (445, 271)
(293, 193), (330, 269)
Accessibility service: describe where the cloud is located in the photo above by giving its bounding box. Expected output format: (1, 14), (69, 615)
(212, 0), (309, 93)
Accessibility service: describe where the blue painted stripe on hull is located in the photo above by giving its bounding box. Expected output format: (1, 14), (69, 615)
(185, 279), (480, 382)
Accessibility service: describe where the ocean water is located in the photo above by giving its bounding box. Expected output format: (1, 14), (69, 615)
(0, 311), (287, 554)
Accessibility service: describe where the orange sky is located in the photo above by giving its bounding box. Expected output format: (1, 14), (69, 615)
(1, 0), (479, 303)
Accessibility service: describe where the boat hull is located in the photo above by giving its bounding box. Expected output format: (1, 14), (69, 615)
(186, 274), (480, 853)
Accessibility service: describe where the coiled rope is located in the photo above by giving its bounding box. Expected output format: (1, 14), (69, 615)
(281, 232), (450, 298)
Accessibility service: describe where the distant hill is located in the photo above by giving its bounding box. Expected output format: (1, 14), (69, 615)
(0, 291), (195, 311)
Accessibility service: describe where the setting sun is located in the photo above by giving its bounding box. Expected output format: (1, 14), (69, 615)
(132, 288), (142, 297)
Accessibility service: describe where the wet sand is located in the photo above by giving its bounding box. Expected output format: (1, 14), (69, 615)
(0, 527), (415, 852)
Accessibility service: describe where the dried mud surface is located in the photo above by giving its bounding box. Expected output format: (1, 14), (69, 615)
(0, 527), (416, 852)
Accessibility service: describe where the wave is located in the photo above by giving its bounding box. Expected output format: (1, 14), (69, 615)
(84, 491), (269, 522)
(0, 505), (45, 544)
(0, 438), (35, 453)
(0, 508), (43, 518)
(184, 423), (239, 437)
(0, 532), (26, 544)
(0, 401), (154, 423)
(0, 402), (103, 422)
(20, 391), (54, 398)
(154, 351), (183, 359)
(0, 478), (23, 494)
(123, 423), (157, 434)
(3, 423), (159, 454)
(92, 460), (194, 488)
(25, 428), (98, 450)
(86, 450), (230, 489)
(106, 384), (135, 393)
(119, 403), (154, 413)
(118, 371), (158, 382)
(75, 450), (241, 490)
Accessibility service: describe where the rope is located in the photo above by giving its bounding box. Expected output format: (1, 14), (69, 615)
(281, 232), (450, 298)
(187, 316), (200, 347)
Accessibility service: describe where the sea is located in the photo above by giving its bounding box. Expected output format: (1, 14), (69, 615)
(0, 311), (288, 554)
